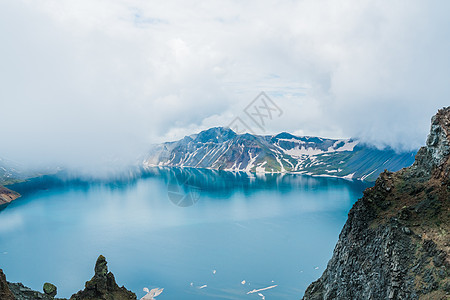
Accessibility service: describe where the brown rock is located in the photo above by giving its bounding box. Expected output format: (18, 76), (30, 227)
(0, 185), (20, 207)
(0, 269), (15, 300)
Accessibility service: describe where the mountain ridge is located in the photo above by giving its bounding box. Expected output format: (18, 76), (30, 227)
(143, 127), (417, 182)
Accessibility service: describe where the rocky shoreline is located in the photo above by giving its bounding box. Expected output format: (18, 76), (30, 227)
(1, 256), (137, 300)
(0, 185), (20, 209)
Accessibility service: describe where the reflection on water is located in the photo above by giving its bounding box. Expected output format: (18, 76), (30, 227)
(0, 168), (370, 299)
(148, 167), (369, 205)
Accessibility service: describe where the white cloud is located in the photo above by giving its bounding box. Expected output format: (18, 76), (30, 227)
(0, 0), (449, 173)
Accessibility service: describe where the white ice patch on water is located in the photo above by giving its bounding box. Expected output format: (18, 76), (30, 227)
(247, 285), (277, 295)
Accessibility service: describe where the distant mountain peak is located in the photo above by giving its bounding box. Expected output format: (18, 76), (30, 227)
(192, 127), (236, 143)
(144, 128), (417, 182)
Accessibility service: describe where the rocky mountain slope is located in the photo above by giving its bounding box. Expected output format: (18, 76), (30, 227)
(144, 127), (416, 182)
(303, 107), (450, 300)
(70, 255), (136, 300)
(0, 158), (26, 209)
(0, 157), (61, 209)
(0, 157), (30, 185)
(0, 186), (20, 208)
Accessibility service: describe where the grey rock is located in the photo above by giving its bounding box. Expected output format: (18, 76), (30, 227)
(302, 107), (450, 300)
(8, 282), (63, 300)
(0, 269), (15, 300)
(70, 255), (136, 300)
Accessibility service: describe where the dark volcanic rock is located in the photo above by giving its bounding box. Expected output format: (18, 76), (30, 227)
(8, 282), (62, 300)
(2, 255), (136, 300)
(0, 269), (15, 300)
(43, 282), (57, 297)
(303, 107), (450, 300)
(4, 267), (60, 300)
(70, 255), (137, 300)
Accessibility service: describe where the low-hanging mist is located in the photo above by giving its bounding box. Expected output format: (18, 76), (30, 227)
(1, 0), (449, 175)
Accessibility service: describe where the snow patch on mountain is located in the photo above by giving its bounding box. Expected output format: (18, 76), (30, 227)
(143, 127), (416, 182)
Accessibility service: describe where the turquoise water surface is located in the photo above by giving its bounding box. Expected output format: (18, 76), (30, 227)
(0, 168), (369, 299)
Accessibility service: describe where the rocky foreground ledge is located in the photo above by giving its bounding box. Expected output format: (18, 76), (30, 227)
(303, 107), (450, 299)
(1, 255), (137, 300)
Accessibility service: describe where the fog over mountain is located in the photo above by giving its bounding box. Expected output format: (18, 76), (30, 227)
(1, 0), (449, 174)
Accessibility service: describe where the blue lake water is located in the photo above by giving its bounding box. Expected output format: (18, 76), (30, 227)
(0, 168), (369, 299)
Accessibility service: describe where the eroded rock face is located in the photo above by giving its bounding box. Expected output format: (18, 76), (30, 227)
(0, 269), (15, 300)
(0, 185), (20, 208)
(426, 113), (450, 167)
(303, 107), (450, 300)
(70, 255), (137, 300)
(411, 108), (450, 180)
(8, 282), (61, 300)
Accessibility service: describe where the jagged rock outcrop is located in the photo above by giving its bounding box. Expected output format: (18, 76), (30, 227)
(303, 107), (450, 299)
(3, 269), (60, 300)
(0, 185), (20, 208)
(70, 255), (136, 300)
(0, 269), (15, 300)
(1, 256), (136, 300)
(8, 282), (62, 300)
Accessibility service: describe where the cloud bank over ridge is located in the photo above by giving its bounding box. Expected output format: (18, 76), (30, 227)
(0, 0), (449, 172)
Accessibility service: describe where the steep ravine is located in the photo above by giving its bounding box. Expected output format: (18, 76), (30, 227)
(303, 107), (450, 299)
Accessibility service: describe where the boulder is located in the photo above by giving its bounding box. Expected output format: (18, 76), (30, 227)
(44, 282), (57, 297)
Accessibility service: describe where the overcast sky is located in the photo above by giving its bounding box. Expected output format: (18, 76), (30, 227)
(1, 0), (449, 172)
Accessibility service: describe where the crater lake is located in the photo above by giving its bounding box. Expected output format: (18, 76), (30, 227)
(0, 168), (369, 299)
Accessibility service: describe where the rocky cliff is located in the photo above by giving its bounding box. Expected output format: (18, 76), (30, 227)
(303, 107), (450, 299)
(0, 185), (20, 208)
(1, 269), (15, 300)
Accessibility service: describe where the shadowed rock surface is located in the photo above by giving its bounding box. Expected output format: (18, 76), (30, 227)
(43, 282), (57, 297)
(0, 185), (20, 209)
(2, 256), (136, 300)
(70, 255), (137, 300)
(3, 268), (61, 300)
(1, 269), (15, 300)
(8, 282), (63, 300)
(303, 107), (450, 299)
